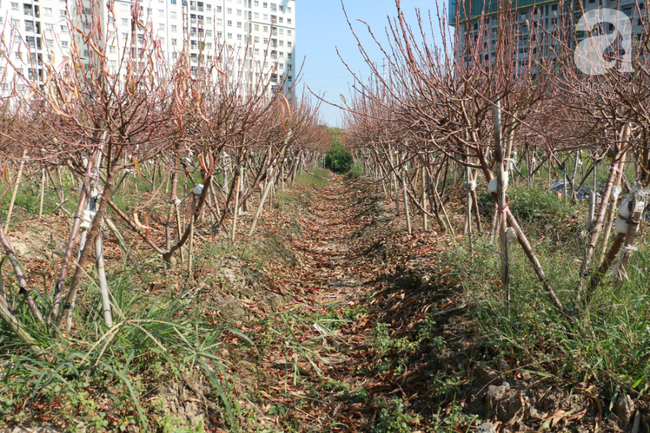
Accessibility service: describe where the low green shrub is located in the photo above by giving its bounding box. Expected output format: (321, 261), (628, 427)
(324, 143), (353, 174)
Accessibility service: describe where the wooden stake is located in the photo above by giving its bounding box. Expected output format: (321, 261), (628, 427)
(39, 168), (46, 218)
(493, 102), (510, 304)
(4, 150), (27, 233)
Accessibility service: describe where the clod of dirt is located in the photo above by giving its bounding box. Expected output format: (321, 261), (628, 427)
(216, 268), (254, 299)
(612, 394), (635, 429)
(474, 364), (500, 385)
(485, 384), (514, 418)
(150, 370), (224, 430)
(258, 293), (285, 312)
(212, 294), (248, 320)
(476, 422), (497, 433)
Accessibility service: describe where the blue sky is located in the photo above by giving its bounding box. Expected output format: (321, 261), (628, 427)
(296, 1), (447, 127)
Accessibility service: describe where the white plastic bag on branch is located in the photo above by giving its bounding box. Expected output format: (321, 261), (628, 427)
(506, 227), (517, 244)
(192, 184), (204, 197)
(615, 194), (646, 234)
(488, 172), (509, 194)
(80, 210), (98, 230)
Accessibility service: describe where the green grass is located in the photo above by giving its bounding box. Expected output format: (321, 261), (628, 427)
(441, 205), (650, 396)
(0, 262), (257, 432)
(295, 168), (331, 189)
(345, 164), (365, 179)
(0, 178), (79, 222)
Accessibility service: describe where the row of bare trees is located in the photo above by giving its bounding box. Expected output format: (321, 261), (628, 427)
(0, 0), (329, 356)
(336, 0), (650, 316)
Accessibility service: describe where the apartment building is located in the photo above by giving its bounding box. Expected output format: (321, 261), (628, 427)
(0, 0), (296, 93)
(450, 0), (644, 71)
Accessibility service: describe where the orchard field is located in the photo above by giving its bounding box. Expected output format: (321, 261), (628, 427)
(2, 0), (650, 432)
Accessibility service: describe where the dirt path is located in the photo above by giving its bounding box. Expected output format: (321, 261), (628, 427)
(246, 175), (470, 432)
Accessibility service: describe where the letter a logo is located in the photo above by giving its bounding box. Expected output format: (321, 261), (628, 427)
(574, 8), (633, 75)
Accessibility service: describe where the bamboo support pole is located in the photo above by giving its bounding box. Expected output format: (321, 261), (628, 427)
(4, 150), (28, 233)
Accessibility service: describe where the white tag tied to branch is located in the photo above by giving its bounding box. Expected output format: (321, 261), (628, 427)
(80, 209), (98, 230)
(465, 181), (477, 192)
(488, 171), (509, 194)
(192, 184), (204, 198)
(506, 227), (517, 244)
(609, 245), (639, 281)
(611, 186), (622, 202)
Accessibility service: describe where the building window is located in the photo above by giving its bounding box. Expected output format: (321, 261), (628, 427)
(61, 40), (69, 47)
(10, 2), (18, 9)
(255, 24), (259, 30)
(44, 7), (53, 16)
(287, 41), (292, 47)
(172, 25), (177, 32)
(61, 24), (68, 32)
(159, 23), (165, 30)
(60, 9), (67, 17)
(287, 30), (292, 36)
(287, 7), (291, 13)
(122, 18), (128, 26)
(159, 9), (164, 16)
(237, 22), (242, 28)
(288, 18), (292, 24)
(227, 32), (233, 39)
(217, 5), (222, 12)
(228, 20), (232, 26)
(227, 7), (232, 13)
(237, 9), (242, 15)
